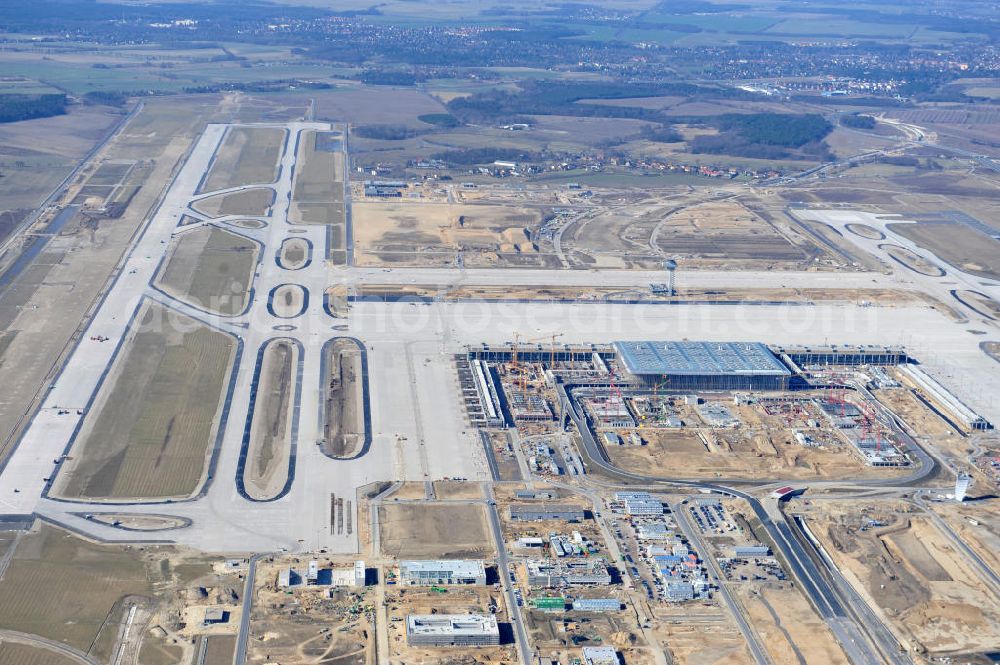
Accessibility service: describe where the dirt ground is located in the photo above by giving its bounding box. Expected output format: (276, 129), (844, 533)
(605, 409), (901, 482)
(89, 513), (188, 530)
(930, 500), (1000, 579)
(192, 187), (274, 217)
(736, 585), (849, 665)
(845, 223), (885, 240)
(270, 284), (306, 318)
(322, 338), (365, 459)
(385, 585), (516, 665)
(803, 501), (1000, 656)
(56, 302), (236, 499)
(357, 283), (916, 306)
(201, 126), (284, 192)
(650, 602), (753, 665)
(881, 243), (945, 276)
(245, 339), (297, 501)
(157, 225), (258, 315)
(247, 557), (374, 665)
(378, 503), (494, 559)
(890, 222), (1000, 280)
(560, 196), (828, 271)
(526, 607), (655, 665)
(279, 236), (310, 269)
(352, 200), (541, 267)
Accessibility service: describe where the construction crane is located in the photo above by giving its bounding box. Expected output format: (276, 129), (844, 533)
(549, 333), (565, 368)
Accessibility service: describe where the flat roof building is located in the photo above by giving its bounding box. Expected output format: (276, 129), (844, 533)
(509, 504), (586, 522)
(526, 559), (612, 587)
(406, 614), (500, 647)
(572, 598), (621, 612)
(399, 560), (486, 586)
(582, 646), (619, 665)
(614, 341), (790, 390)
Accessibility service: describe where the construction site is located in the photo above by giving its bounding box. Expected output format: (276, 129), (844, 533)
(457, 339), (974, 482)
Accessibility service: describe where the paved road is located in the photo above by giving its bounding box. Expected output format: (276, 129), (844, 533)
(483, 483), (532, 665)
(559, 388), (901, 665)
(234, 553), (264, 665)
(673, 502), (772, 665)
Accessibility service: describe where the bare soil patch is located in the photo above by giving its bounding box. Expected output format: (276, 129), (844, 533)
(244, 339), (297, 501)
(378, 503), (494, 558)
(322, 338), (365, 459)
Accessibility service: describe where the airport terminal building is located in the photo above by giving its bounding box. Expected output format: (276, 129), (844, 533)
(614, 341), (791, 391)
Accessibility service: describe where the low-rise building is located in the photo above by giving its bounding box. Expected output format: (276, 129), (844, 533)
(526, 559), (612, 587)
(406, 614), (500, 647)
(399, 560), (487, 586)
(509, 504), (586, 522)
(582, 646), (619, 665)
(572, 598), (621, 612)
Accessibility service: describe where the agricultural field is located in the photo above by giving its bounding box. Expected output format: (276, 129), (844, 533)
(200, 126), (285, 192)
(322, 338), (366, 459)
(0, 105), (118, 236)
(244, 338), (297, 501)
(378, 503), (494, 558)
(156, 225), (259, 316)
(0, 525), (153, 653)
(191, 187), (275, 218)
(803, 501), (1000, 657)
(56, 303), (236, 499)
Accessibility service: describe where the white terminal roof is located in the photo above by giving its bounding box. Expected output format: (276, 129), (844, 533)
(614, 341), (790, 377)
(407, 614), (499, 636)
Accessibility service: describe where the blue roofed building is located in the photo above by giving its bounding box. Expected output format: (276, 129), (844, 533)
(613, 341), (791, 390)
